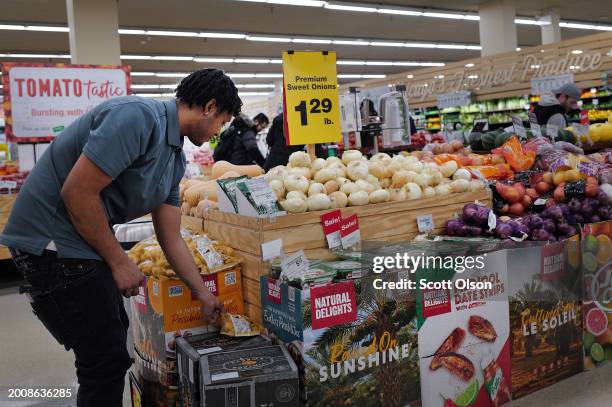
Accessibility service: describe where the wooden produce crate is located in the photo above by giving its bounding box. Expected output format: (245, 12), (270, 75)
(0, 193), (17, 260)
(201, 189), (492, 324)
(181, 215), (204, 234)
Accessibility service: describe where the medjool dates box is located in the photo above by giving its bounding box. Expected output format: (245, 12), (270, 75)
(200, 345), (299, 407)
(176, 333), (270, 407)
(417, 249), (511, 407)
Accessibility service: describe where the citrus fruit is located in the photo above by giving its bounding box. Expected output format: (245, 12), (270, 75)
(567, 240), (581, 270)
(590, 343), (605, 363)
(586, 307), (608, 337)
(585, 235), (599, 253)
(455, 380), (478, 407)
(584, 332), (596, 352)
(583, 252), (598, 273)
(596, 235), (612, 265)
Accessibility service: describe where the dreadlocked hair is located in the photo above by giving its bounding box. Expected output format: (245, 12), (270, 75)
(175, 68), (242, 116)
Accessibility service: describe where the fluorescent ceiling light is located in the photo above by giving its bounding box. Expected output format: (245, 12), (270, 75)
(233, 58), (272, 63)
(325, 3), (377, 12)
(423, 12), (466, 20)
(136, 93), (163, 97)
(337, 60), (366, 65)
(155, 72), (189, 77)
(0, 24), (25, 30)
(378, 8), (422, 16)
(292, 38), (333, 44)
(404, 42), (437, 48)
(464, 15), (480, 21)
(1, 53), (69, 58)
(370, 41), (405, 47)
(118, 29), (146, 35)
(194, 57), (235, 63)
(25, 25), (69, 32)
(146, 30), (198, 37)
(515, 18), (541, 25)
(366, 61), (394, 66)
(465, 63), (475, 68)
(332, 40), (369, 46)
(437, 44), (467, 49)
(246, 35), (291, 42)
(337, 74), (386, 79)
(132, 84), (161, 89)
(393, 62), (419, 66)
(131, 72), (155, 76)
(121, 55), (152, 60)
(466, 45), (482, 50)
(239, 84), (275, 88)
(255, 73), (283, 78)
(153, 56), (193, 61)
(199, 32), (247, 39)
(238, 0), (325, 6)
(407, 74), (414, 78)
(571, 49), (583, 54)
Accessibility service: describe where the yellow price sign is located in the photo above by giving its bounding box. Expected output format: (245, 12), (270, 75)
(282, 51), (341, 145)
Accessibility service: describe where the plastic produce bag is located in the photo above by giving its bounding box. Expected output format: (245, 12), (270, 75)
(492, 136), (536, 172)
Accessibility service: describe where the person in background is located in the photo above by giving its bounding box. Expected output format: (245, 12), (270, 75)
(0, 69), (241, 407)
(534, 83), (581, 128)
(264, 113), (324, 171)
(214, 112), (269, 167)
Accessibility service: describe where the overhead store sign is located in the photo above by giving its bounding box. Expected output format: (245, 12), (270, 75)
(405, 49), (606, 101)
(531, 73), (574, 95)
(1, 63), (131, 141)
(436, 90), (472, 109)
(282, 51), (341, 145)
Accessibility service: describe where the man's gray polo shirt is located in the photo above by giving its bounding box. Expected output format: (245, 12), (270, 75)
(0, 96), (186, 260)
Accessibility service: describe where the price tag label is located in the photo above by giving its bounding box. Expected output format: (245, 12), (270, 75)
(261, 239), (283, 261)
(512, 115), (527, 139)
(280, 250), (310, 281)
(282, 51), (341, 145)
(416, 214), (434, 233)
(321, 209), (342, 250)
(339, 214), (360, 249)
(527, 112), (542, 138)
(471, 119), (488, 134)
(546, 124), (559, 142)
(487, 210), (497, 232)
(0, 181), (17, 189)
(243, 178), (278, 207)
(534, 198), (547, 206)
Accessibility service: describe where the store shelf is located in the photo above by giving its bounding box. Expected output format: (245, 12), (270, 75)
(581, 94), (612, 100)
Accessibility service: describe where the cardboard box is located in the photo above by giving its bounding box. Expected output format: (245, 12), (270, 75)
(260, 271), (421, 407)
(507, 240), (583, 399)
(581, 221), (612, 369)
(200, 345), (299, 406)
(176, 333), (270, 407)
(131, 267), (245, 407)
(417, 249), (511, 407)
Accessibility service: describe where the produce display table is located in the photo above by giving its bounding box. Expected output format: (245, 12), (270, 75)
(0, 193), (17, 260)
(183, 189), (492, 324)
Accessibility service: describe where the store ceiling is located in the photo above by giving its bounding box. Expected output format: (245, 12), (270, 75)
(0, 0), (611, 94)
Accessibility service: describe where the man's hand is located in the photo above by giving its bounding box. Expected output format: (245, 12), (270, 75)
(152, 203), (223, 324)
(199, 290), (224, 325)
(109, 255), (144, 297)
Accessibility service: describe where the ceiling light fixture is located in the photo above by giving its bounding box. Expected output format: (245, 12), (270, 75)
(324, 2), (377, 12)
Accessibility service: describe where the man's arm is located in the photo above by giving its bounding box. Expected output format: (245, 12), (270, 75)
(61, 154), (144, 295)
(152, 203), (223, 324)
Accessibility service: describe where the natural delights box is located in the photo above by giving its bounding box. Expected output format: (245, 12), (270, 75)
(260, 268), (421, 407)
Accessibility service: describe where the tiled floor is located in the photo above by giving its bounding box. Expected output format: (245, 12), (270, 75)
(0, 286), (610, 407)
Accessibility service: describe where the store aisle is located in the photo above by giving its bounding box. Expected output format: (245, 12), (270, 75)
(0, 287), (131, 407)
(0, 285), (610, 407)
